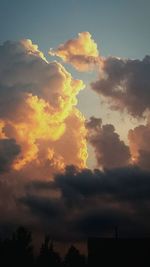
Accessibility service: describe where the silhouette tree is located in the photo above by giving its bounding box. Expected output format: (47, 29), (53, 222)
(37, 235), (61, 267)
(0, 226), (34, 266)
(12, 226), (34, 266)
(0, 238), (12, 265)
(64, 245), (86, 267)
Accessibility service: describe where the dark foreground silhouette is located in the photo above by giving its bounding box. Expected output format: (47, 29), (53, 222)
(0, 227), (86, 267)
(0, 226), (150, 266)
(88, 237), (150, 267)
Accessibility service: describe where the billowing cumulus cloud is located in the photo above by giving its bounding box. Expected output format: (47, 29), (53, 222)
(0, 38), (89, 240)
(1, 33), (150, 245)
(19, 166), (150, 240)
(0, 39), (87, 173)
(128, 121), (150, 170)
(86, 117), (131, 169)
(91, 56), (150, 117)
(49, 32), (99, 71)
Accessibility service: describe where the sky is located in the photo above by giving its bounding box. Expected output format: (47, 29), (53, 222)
(0, 0), (150, 251)
(0, 0), (150, 58)
(2, 0), (149, 165)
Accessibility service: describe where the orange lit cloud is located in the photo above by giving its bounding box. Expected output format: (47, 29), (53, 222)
(0, 39), (87, 176)
(49, 32), (99, 71)
(20, 39), (48, 62)
(1, 33), (150, 241)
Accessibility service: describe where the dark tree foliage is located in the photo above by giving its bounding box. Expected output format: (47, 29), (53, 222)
(0, 226), (150, 267)
(37, 235), (61, 267)
(0, 226), (33, 266)
(0, 226), (86, 266)
(63, 245), (86, 267)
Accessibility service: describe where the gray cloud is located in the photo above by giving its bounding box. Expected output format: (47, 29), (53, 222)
(92, 56), (150, 117)
(86, 117), (131, 169)
(0, 139), (21, 173)
(128, 122), (150, 170)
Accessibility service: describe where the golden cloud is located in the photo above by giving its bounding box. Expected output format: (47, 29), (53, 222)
(49, 32), (99, 71)
(0, 39), (88, 176)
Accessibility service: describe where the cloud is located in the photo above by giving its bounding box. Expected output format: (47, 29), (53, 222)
(86, 117), (131, 169)
(0, 39), (87, 172)
(20, 195), (64, 220)
(0, 139), (21, 173)
(1, 34), (150, 243)
(49, 32), (99, 71)
(128, 121), (150, 170)
(0, 38), (88, 237)
(20, 166), (150, 240)
(91, 56), (150, 117)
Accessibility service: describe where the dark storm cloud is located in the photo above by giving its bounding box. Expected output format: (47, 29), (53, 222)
(0, 139), (21, 173)
(73, 209), (138, 238)
(92, 56), (150, 117)
(54, 166), (150, 202)
(20, 195), (64, 220)
(20, 166), (150, 240)
(86, 117), (131, 169)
